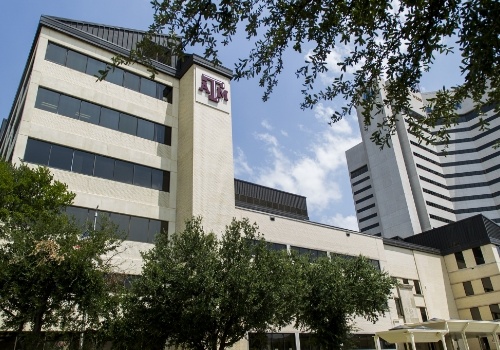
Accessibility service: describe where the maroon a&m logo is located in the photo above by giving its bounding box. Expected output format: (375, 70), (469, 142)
(198, 74), (229, 103)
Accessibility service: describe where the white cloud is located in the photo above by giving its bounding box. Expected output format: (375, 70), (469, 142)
(234, 147), (253, 177)
(281, 130), (288, 137)
(323, 213), (359, 231)
(314, 103), (353, 135)
(254, 125), (361, 215)
(255, 132), (278, 147)
(261, 119), (273, 130)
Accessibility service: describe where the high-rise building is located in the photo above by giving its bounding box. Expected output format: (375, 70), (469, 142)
(346, 82), (500, 238)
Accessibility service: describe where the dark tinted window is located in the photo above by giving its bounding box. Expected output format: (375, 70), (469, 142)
(455, 251), (467, 269)
(473, 247), (485, 265)
(152, 169), (169, 191)
(65, 206), (90, 228)
(129, 216), (149, 242)
(58, 95), (81, 119)
(24, 139), (51, 165)
(66, 50), (87, 73)
(110, 212), (130, 234)
(133, 164), (152, 188)
(140, 78), (157, 97)
(35, 88), (59, 113)
(414, 280), (422, 294)
(124, 71), (140, 91)
(490, 304), (500, 320)
(79, 101), (100, 124)
(159, 84), (173, 103)
(106, 66), (124, 86)
(86, 57), (106, 77)
(48, 145), (73, 171)
(149, 220), (161, 240)
(94, 156), (115, 180)
(470, 307), (482, 320)
(45, 42), (67, 65)
(482, 277), (494, 292)
(100, 108), (120, 130)
(72, 150), (95, 176)
(137, 119), (155, 140)
(119, 113), (137, 136)
(154, 124), (166, 144)
(463, 281), (474, 296)
(114, 160), (134, 184)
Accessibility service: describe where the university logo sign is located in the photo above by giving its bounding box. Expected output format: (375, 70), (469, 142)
(198, 74), (229, 103)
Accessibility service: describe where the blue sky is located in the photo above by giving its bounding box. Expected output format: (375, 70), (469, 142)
(0, 0), (463, 231)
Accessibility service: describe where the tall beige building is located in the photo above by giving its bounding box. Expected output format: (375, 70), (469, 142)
(1, 16), (500, 350)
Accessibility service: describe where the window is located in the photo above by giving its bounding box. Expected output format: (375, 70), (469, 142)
(58, 95), (81, 119)
(490, 304), (500, 320)
(48, 144), (73, 171)
(79, 101), (100, 124)
(350, 165), (368, 179)
(114, 160), (134, 184)
(473, 247), (485, 265)
(290, 246), (328, 261)
(66, 50), (87, 73)
(35, 88), (60, 113)
(402, 279), (409, 284)
(394, 298), (404, 318)
(24, 138), (51, 165)
(455, 251), (467, 269)
(72, 150), (95, 176)
(123, 71), (141, 91)
(482, 277), (494, 292)
(129, 216), (150, 243)
(99, 107), (120, 130)
(470, 307), (482, 320)
(85, 57), (106, 77)
(140, 77), (157, 97)
(106, 66), (124, 85)
(118, 113), (137, 136)
(45, 42), (67, 65)
(419, 307), (428, 322)
(94, 156), (115, 180)
(248, 333), (296, 350)
(463, 281), (474, 296)
(137, 119), (155, 141)
(133, 164), (152, 188)
(414, 280), (422, 295)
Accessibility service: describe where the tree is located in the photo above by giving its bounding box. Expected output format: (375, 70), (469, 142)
(111, 217), (299, 350)
(294, 255), (395, 350)
(120, 0), (499, 148)
(0, 161), (123, 348)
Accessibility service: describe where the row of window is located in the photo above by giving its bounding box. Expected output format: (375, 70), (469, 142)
(249, 239), (380, 268)
(355, 194), (373, 204)
(417, 159), (500, 179)
(359, 212), (377, 223)
(470, 304), (500, 321)
(463, 277), (494, 296)
(46, 42), (173, 102)
(35, 87), (171, 145)
(427, 199), (500, 216)
(24, 139), (170, 192)
(360, 222), (380, 232)
(357, 203), (375, 214)
(248, 332), (396, 350)
(353, 185), (371, 196)
(432, 106), (497, 135)
(65, 206), (168, 243)
(352, 175), (370, 187)
(350, 165), (368, 179)
(455, 247), (485, 269)
(420, 174), (500, 191)
(411, 138), (499, 157)
(429, 214), (454, 224)
(424, 187), (500, 203)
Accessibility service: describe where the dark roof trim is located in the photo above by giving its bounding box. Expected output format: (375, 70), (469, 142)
(178, 54), (233, 79)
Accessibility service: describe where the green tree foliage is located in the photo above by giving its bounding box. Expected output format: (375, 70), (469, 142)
(112, 217), (298, 350)
(294, 255), (395, 350)
(0, 161), (123, 348)
(124, 0), (499, 148)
